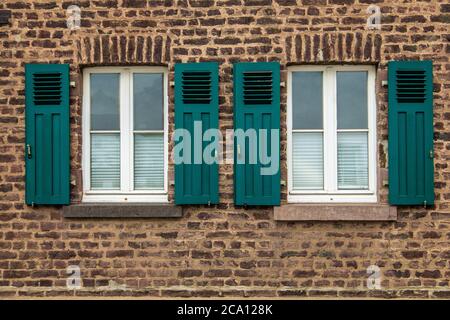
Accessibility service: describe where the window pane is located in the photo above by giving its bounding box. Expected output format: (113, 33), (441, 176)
(337, 71), (368, 129)
(134, 73), (163, 130)
(91, 134), (120, 190)
(292, 72), (323, 129)
(337, 132), (368, 190)
(134, 133), (164, 190)
(292, 132), (323, 190)
(90, 73), (120, 130)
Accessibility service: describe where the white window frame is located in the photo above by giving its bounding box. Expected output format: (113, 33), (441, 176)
(82, 66), (168, 203)
(287, 65), (377, 203)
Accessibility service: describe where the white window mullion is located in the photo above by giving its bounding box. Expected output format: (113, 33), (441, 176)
(120, 71), (131, 192)
(367, 69), (377, 195)
(287, 70), (293, 195)
(163, 71), (169, 194)
(129, 71), (135, 192)
(330, 68), (338, 193)
(82, 70), (91, 193)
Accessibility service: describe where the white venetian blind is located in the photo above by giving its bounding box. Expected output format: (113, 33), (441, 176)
(292, 132), (324, 190)
(91, 134), (120, 190)
(134, 133), (164, 190)
(337, 132), (368, 189)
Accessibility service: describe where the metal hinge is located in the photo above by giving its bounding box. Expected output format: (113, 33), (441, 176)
(26, 144), (32, 159)
(423, 200), (427, 208)
(429, 150), (433, 159)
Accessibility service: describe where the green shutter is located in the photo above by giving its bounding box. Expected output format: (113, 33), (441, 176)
(388, 60), (434, 205)
(174, 62), (219, 204)
(234, 62), (281, 206)
(25, 64), (70, 205)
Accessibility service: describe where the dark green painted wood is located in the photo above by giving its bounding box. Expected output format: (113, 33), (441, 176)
(388, 60), (434, 205)
(174, 62), (219, 205)
(25, 64), (70, 205)
(234, 62), (281, 206)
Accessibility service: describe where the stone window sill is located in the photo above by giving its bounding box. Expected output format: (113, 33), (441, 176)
(62, 203), (182, 218)
(274, 204), (397, 221)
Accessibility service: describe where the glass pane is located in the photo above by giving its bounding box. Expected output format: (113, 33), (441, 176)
(134, 133), (164, 190)
(292, 132), (323, 190)
(292, 71), (323, 129)
(337, 71), (368, 129)
(90, 73), (120, 130)
(337, 132), (368, 190)
(134, 73), (164, 130)
(91, 134), (120, 190)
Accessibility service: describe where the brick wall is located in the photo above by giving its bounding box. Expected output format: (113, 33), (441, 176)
(0, 0), (449, 298)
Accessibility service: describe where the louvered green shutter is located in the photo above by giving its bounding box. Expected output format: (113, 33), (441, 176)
(234, 62), (280, 206)
(25, 64), (70, 205)
(174, 62), (219, 204)
(388, 60), (434, 205)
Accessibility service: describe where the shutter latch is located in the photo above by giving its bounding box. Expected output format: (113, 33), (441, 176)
(26, 144), (32, 159)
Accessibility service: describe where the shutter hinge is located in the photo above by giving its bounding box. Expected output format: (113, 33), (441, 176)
(423, 200), (427, 208)
(207, 200), (211, 206)
(429, 150), (434, 159)
(26, 144), (32, 159)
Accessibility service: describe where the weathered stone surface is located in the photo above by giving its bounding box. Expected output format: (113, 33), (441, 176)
(274, 205), (397, 221)
(0, 0), (448, 299)
(63, 204), (182, 218)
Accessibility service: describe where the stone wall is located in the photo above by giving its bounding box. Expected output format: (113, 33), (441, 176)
(0, 0), (449, 298)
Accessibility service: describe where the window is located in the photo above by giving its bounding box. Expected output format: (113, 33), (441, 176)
(82, 67), (168, 202)
(287, 65), (377, 203)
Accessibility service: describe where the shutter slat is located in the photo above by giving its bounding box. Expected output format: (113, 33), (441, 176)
(242, 69), (274, 105)
(181, 69), (212, 104)
(395, 68), (427, 103)
(32, 72), (62, 106)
